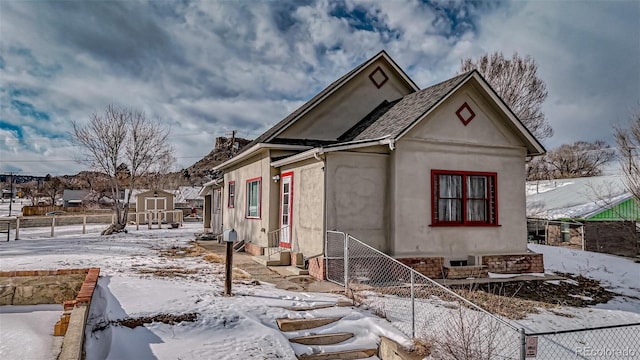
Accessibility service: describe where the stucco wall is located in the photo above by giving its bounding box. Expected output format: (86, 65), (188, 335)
(223, 151), (278, 247)
(326, 151), (389, 252)
(280, 159), (325, 257)
(279, 58), (414, 141)
(390, 87), (529, 260)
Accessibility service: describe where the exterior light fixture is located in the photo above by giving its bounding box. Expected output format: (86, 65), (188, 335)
(153, 191), (158, 197)
(272, 175), (280, 182)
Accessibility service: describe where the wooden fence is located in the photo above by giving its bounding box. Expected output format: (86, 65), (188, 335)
(1, 210), (184, 240)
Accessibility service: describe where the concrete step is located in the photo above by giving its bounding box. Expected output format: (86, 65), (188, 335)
(289, 332), (354, 345)
(253, 250), (291, 266)
(283, 300), (352, 311)
(297, 348), (378, 360)
(277, 317), (341, 332)
(253, 254), (290, 267)
(285, 266), (309, 275)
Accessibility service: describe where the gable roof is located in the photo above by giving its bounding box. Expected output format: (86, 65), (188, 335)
(219, 52), (546, 170)
(349, 70), (545, 155)
(526, 174), (633, 219)
(62, 189), (90, 201)
(235, 50), (419, 154)
(351, 71), (471, 141)
(174, 186), (202, 203)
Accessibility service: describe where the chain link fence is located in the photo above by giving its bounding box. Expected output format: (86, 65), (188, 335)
(524, 323), (640, 359)
(325, 231), (640, 359)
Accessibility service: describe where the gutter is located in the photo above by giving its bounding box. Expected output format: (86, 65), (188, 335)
(213, 143), (311, 171)
(271, 136), (393, 167)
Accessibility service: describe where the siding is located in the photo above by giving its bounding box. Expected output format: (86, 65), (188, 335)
(588, 198), (640, 221)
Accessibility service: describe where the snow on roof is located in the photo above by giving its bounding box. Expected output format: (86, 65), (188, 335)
(526, 174), (632, 219)
(174, 186), (203, 203)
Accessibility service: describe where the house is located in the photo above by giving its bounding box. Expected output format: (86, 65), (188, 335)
(62, 189), (90, 208)
(203, 50), (546, 280)
(527, 174), (639, 257)
(199, 178), (223, 235)
(174, 186), (204, 210)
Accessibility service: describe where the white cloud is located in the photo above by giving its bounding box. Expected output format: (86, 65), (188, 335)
(1, 0), (637, 176)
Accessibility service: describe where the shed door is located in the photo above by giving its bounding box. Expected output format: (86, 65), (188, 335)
(279, 172), (293, 248)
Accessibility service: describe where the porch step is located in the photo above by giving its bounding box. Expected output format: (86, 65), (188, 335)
(283, 300), (352, 311)
(286, 266), (309, 275)
(297, 348), (378, 360)
(289, 332), (354, 345)
(270, 265), (309, 276)
(252, 251), (291, 266)
(277, 317), (341, 332)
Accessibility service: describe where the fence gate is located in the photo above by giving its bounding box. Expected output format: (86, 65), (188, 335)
(325, 231), (346, 285)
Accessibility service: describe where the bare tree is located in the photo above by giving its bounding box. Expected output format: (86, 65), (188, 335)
(73, 105), (173, 234)
(527, 140), (615, 180)
(20, 181), (39, 206)
(42, 176), (66, 205)
(614, 110), (640, 202)
(546, 140), (615, 179)
(460, 52), (553, 141)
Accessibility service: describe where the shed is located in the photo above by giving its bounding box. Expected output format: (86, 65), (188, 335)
(134, 189), (177, 223)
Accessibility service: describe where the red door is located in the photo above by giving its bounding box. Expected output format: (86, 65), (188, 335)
(279, 172), (293, 248)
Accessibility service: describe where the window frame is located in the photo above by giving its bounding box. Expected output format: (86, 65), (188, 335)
(245, 177), (262, 219)
(431, 170), (498, 227)
(227, 181), (235, 208)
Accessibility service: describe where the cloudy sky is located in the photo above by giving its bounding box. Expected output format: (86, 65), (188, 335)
(1, 0), (639, 176)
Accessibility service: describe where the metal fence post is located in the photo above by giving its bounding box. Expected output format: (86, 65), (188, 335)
(410, 271), (415, 338)
(343, 233), (349, 294)
(520, 328), (526, 360)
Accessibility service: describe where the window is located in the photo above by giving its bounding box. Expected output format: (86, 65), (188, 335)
(227, 181), (235, 208)
(432, 170), (497, 226)
(245, 177), (261, 219)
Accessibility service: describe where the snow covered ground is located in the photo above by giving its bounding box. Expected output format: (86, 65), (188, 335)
(0, 223), (410, 360)
(518, 244), (640, 332)
(1, 214), (639, 359)
(0, 304), (63, 360)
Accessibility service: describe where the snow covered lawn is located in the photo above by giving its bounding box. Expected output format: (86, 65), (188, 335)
(0, 223), (410, 360)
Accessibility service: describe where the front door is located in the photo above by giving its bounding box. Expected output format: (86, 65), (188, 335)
(279, 172), (293, 248)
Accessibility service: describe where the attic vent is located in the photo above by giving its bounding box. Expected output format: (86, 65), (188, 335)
(455, 102), (476, 126)
(369, 66), (389, 89)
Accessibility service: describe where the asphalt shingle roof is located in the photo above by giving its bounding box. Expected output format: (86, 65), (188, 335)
(352, 71), (472, 141)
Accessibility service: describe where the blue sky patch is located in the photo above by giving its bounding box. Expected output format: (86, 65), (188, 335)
(11, 100), (50, 121)
(0, 119), (24, 142)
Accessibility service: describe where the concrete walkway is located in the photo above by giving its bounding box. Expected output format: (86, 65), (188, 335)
(195, 241), (345, 293)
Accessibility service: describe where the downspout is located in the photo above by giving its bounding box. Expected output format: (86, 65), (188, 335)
(313, 147), (324, 162)
(320, 148), (328, 275)
(387, 139), (395, 151)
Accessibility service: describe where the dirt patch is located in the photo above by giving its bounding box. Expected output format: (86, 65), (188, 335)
(93, 313), (198, 331)
(462, 272), (616, 308)
(135, 266), (204, 278)
(453, 288), (552, 320)
(441, 272), (616, 319)
(159, 245), (226, 264)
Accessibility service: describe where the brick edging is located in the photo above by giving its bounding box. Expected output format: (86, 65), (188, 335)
(0, 268), (91, 277)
